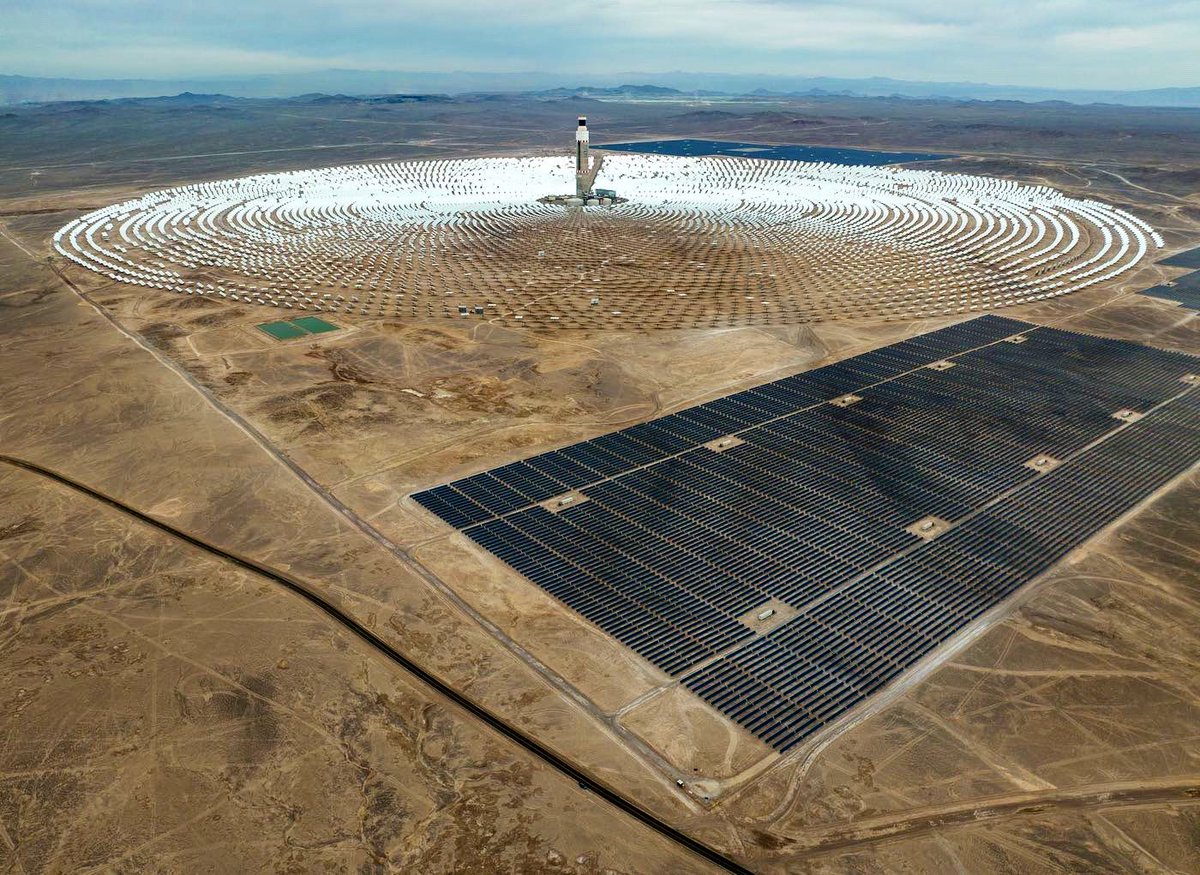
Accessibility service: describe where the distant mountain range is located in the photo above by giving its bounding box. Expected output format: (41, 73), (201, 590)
(4, 70), (1199, 108)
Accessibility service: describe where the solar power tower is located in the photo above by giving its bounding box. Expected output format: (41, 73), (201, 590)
(575, 116), (603, 197)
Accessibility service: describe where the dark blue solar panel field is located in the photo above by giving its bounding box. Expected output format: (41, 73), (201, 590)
(595, 138), (950, 165)
(1158, 245), (1200, 269)
(414, 315), (1200, 752)
(1140, 269), (1200, 310)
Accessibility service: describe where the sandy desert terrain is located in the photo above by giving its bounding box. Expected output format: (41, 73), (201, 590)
(2, 94), (1199, 872)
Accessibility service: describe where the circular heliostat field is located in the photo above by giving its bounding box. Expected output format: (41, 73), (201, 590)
(55, 154), (1161, 329)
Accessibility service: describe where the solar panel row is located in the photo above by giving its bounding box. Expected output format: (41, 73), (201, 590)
(683, 391), (1200, 750)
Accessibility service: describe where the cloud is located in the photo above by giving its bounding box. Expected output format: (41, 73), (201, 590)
(0, 0), (1195, 89)
(587, 0), (963, 52)
(1055, 22), (1192, 52)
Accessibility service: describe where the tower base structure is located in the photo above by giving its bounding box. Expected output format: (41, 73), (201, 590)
(542, 115), (621, 206)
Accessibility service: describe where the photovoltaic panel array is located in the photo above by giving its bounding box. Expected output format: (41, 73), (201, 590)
(1158, 246), (1200, 269)
(416, 315), (1030, 529)
(683, 394), (1200, 748)
(414, 314), (1200, 748)
(1139, 270), (1200, 311)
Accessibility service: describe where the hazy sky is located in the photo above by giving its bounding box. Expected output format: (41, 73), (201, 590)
(2, 0), (1197, 89)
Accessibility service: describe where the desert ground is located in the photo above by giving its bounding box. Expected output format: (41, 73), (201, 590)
(2, 94), (1199, 873)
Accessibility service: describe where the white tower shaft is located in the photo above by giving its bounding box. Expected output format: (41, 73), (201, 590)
(575, 116), (600, 198)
